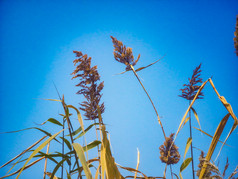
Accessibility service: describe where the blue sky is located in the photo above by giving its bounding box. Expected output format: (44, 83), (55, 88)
(0, 0), (238, 178)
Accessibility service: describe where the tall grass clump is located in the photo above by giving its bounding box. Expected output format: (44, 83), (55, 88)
(0, 36), (237, 179)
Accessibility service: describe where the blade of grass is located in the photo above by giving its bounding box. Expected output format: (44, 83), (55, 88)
(191, 107), (201, 129)
(61, 96), (81, 175)
(60, 137), (72, 150)
(0, 135), (47, 168)
(67, 104), (88, 161)
(72, 143), (92, 179)
(0, 128), (60, 143)
(179, 158), (192, 179)
(208, 79), (238, 161)
(82, 140), (101, 151)
(134, 148), (140, 179)
(16, 129), (64, 179)
(1, 157), (45, 179)
(41, 98), (62, 102)
(49, 158), (68, 179)
(67, 105), (84, 132)
(180, 117), (190, 131)
(5, 156), (23, 175)
(116, 57), (164, 75)
(100, 125), (122, 179)
(116, 163), (148, 178)
(184, 137), (192, 159)
(199, 113), (230, 179)
(38, 118), (63, 127)
(74, 123), (97, 140)
(193, 127), (230, 147)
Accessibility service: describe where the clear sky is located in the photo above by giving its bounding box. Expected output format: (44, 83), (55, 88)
(0, 0), (238, 178)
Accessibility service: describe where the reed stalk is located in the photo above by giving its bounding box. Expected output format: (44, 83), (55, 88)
(130, 64), (166, 139)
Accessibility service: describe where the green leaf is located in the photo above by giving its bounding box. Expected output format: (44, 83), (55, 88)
(184, 137), (192, 159)
(67, 126), (82, 137)
(191, 107), (201, 129)
(82, 140), (101, 151)
(67, 105), (84, 132)
(49, 158), (67, 179)
(35, 152), (58, 164)
(66, 169), (71, 179)
(41, 98), (62, 102)
(6, 156), (23, 175)
(16, 129), (64, 179)
(0, 127), (60, 143)
(60, 137), (72, 150)
(74, 123), (97, 140)
(179, 158), (192, 179)
(72, 143), (92, 179)
(39, 118), (63, 127)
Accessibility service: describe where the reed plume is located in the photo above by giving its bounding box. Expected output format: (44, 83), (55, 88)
(71, 51), (105, 122)
(111, 36), (166, 139)
(111, 36), (140, 71)
(159, 133), (180, 165)
(196, 151), (222, 179)
(234, 15), (238, 56)
(179, 63), (203, 100)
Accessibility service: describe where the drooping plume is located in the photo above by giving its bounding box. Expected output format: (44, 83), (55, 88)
(71, 51), (104, 121)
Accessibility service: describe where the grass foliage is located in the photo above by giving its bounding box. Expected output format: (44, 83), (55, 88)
(0, 36), (237, 179)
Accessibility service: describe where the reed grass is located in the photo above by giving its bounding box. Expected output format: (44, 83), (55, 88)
(0, 36), (237, 179)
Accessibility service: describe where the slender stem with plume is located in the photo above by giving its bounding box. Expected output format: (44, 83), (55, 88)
(189, 101), (195, 179)
(111, 36), (166, 139)
(179, 63), (203, 179)
(71, 51), (105, 178)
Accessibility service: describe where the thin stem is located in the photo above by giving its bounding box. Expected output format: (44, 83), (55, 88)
(93, 119), (101, 179)
(61, 119), (65, 179)
(189, 100), (195, 179)
(43, 142), (50, 179)
(130, 65), (166, 139)
(163, 163), (167, 179)
(170, 165), (173, 179)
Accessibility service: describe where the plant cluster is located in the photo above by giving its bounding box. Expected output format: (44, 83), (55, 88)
(0, 36), (237, 179)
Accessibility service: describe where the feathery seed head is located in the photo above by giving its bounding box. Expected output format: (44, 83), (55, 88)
(110, 36), (140, 70)
(71, 51), (104, 121)
(159, 133), (180, 165)
(179, 63), (204, 100)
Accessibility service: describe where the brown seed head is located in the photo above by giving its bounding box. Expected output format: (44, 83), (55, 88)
(234, 15), (238, 56)
(71, 51), (104, 121)
(110, 36), (140, 70)
(179, 63), (204, 100)
(159, 133), (180, 165)
(196, 151), (221, 178)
